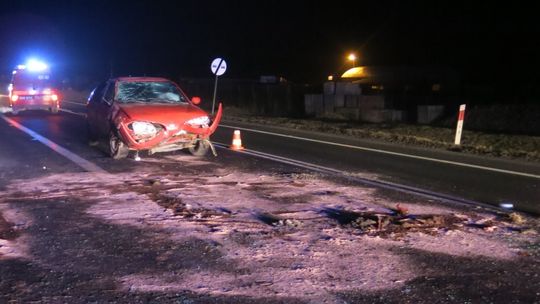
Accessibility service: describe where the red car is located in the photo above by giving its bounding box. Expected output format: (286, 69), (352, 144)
(9, 61), (60, 115)
(86, 77), (222, 159)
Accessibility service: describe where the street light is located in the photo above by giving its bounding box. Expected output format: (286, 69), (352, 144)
(347, 53), (356, 68)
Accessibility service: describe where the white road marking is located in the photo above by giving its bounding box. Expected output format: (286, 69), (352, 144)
(213, 142), (494, 210)
(1, 115), (107, 173)
(62, 100), (86, 107)
(220, 124), (540, 179)
(60, 108), (86, 117)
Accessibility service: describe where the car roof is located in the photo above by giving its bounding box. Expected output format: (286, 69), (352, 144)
(114, 77), (171, 82)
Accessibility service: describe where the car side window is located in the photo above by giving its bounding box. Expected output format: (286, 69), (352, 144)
(88, 82), (107, 104)
(103, 82), (115, 103)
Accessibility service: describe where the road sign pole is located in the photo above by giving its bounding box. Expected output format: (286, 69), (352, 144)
(209, 58), (227, 115)
(454, 104), (466, 145)
(212, 74), (219, 115)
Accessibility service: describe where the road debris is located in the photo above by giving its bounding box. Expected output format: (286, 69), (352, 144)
(0, 214), (19, 240)
(509, 212), (526, 225)
(320, 207), (535, 237)
(1, 167), (539, 303)
(154, 194), (230, 218)
(393, 203), (409, 216)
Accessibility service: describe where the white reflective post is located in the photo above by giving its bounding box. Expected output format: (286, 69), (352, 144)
(454, 104), (466, 145)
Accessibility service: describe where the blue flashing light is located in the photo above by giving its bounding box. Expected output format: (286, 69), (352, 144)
(26, 59), (48, 71)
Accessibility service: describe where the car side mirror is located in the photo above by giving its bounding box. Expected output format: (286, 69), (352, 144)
(191, 96), (201, 105)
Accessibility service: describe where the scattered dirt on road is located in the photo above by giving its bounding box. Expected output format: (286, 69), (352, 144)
(1, 156), (539, 303)
(0, 214), (18, 240)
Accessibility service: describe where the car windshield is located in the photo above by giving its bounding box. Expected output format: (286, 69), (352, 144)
(115, 81), (187, 104)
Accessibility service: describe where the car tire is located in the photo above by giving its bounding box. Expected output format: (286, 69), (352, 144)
(109, 131), (129, 159)
(188, 139), (210, 156)
(50, 107), (59, 114)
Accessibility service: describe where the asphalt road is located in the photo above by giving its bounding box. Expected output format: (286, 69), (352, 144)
(2, 93), (540, 303)
(211, 121), (540, 214)
(1, 96), (539, 214)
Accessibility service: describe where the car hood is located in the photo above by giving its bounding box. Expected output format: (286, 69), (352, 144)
(117, 103), (208, 125)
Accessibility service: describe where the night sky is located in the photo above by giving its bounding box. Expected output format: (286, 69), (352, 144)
(0, 0), (539, 85)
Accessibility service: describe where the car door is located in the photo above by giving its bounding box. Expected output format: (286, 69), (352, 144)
(94, 81), (116, 138)
(87, 82), (106, 122)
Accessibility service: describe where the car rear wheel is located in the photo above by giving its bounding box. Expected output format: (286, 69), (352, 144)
(188, 139), (210, 156)
(109, 131), (129, 159)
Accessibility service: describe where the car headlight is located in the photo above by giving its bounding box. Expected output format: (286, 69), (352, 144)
(186, 116), (210, 127)
(131, 121), (157, 136)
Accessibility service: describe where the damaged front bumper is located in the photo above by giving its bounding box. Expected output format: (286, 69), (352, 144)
(116, 103), (223, 154)
(147, 138), (217, 156)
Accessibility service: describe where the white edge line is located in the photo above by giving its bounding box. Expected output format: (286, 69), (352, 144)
(212, 142), (494, 209)
(62, 100), (87, 107)
(220, 124), (540, 179)
(60, 108), (86, 117)
(1, 115), (107, 173)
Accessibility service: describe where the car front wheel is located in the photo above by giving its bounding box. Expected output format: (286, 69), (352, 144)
(109, 131), (129, 159)
(188, 139), (210, 156)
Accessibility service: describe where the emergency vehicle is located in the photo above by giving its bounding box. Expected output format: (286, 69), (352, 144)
(8, 60), (60, 115)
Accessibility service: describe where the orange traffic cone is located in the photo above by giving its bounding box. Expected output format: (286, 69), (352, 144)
(230, 130), (244, 150)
